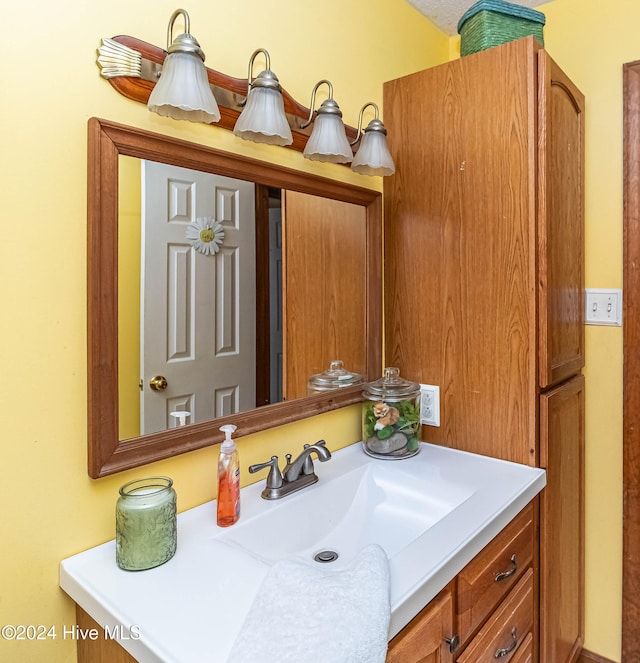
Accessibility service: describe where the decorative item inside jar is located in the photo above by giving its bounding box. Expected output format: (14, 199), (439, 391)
(362, 367), (422, 459)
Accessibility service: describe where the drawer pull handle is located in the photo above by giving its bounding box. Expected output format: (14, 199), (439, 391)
(494, 627), (518, 658)
(494, 554), (518, 582)
(445, 634), (460, 653)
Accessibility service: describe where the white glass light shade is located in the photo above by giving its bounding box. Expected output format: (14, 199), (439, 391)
(303, 113), (353, 163)
(351, 130), (396, 176)
(233, 86), (293, 146)
(148, 51), (220, 124)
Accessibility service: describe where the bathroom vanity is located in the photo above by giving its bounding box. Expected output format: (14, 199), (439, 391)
(387, 503), (535, 662)
(60, 443), (544, 663)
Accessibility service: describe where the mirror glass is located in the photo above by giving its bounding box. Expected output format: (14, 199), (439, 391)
(87, 118), (382, 478)
(117, 155), (370, 439)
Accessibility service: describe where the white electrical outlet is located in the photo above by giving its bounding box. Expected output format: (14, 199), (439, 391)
(420, 384), (440, 427)
(585, 288), (622, 326)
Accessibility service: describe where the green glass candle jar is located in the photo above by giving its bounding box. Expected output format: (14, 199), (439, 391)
(116, 477), (177, 571)
(362, 367), (422, 459)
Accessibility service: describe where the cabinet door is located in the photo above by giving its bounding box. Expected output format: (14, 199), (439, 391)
(76, 606), (137, 663)
(539, 374), (585, 662)
(537, 51), (585, 388)
(386, 586), (455, 663)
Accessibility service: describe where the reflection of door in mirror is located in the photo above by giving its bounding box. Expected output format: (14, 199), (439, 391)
(118, 157), (269, 439)
(141, 162), (257, 435)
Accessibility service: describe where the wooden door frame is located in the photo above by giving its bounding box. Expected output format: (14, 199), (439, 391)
(623, 58), (640, 661)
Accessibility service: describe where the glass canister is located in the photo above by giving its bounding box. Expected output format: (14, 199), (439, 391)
(307, 360), (363, 394)
(116, 477), (177, 571)
(362, 367), (422, 459)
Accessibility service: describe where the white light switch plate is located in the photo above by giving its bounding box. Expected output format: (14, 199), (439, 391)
(585, 288), (622, 326)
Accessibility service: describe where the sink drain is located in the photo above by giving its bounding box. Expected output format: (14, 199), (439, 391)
(314, 550), (339, 563)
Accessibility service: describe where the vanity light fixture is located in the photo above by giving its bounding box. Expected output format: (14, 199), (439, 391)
(233, 49), (293, 146)
(302, 80), (353, 164)
(147, 9), (221, 124)
(95, 16), (396, 175)
(350, 102), (396, 177)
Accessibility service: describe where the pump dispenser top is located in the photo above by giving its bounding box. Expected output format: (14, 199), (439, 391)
(220, 424), (237, 452)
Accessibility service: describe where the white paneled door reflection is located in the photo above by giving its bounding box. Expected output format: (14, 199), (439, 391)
(141, 161), (256, 434)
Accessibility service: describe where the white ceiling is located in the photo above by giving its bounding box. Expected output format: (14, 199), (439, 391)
(405, 0), (550, 36)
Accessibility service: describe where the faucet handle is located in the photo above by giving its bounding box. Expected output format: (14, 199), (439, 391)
(248, 456), (283, 489)
(301, 440), (329, 476)
(281, 453), (293, 477)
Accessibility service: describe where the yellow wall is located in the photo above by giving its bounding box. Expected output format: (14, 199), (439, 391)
(0, 1), (447, 661)
(1, 0), (633, 660)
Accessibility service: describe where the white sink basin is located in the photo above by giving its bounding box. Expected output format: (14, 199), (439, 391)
(222, 458), (475, 567)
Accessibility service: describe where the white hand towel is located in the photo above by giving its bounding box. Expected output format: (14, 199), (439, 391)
(226, 544), (390, 663)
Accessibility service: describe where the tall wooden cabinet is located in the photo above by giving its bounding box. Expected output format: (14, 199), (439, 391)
(383, 37), (584, 663)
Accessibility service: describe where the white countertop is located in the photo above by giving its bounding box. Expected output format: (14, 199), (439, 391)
(60, 442), (545, 662)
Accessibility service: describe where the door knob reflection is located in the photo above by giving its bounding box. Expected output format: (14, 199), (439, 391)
(150, 376), (168, 391)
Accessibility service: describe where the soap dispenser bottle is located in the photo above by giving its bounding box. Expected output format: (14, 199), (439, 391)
(217, 424), (240, 527)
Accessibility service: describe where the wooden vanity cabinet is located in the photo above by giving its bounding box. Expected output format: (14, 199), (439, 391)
(76, 606), (136, 663)
(386, 584), (456, 663)
(387, 502), (536, 663)
(383, 36), (584, 663)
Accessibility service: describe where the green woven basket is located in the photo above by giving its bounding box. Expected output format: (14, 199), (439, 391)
(458, 0), (545, 57)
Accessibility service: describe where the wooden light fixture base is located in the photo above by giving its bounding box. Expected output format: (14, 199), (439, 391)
(97, 35), (358, 153)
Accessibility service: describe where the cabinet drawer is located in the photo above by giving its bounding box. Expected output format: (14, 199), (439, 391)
(457, 503), (534, 644)
(457, 568), (534, 663)
(509, 632), (533, 663)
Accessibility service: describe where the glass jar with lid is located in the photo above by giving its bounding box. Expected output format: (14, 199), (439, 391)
(307, 360), (363, 394)
(362, 367), (421, 459)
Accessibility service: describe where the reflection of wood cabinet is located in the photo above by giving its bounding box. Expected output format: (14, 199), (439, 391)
(387, 503), (536, 662)
(384, 36), (584, 662)
(282, 191), (369, 400)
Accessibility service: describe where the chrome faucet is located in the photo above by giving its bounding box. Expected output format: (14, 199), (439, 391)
(249, 440), (332, 500)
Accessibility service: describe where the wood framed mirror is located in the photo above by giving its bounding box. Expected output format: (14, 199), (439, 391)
(87, 117), (382, 478)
